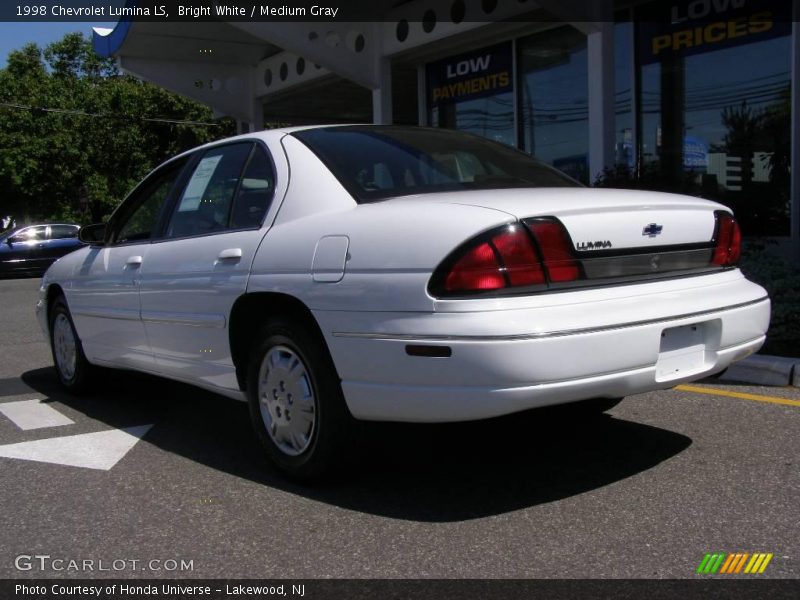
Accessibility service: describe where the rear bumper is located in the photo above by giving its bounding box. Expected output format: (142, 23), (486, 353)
(317, 272), (770, 422)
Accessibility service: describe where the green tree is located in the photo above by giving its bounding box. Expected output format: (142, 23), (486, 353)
(0, 32), (234, 224)
(719, 100), (762, 190)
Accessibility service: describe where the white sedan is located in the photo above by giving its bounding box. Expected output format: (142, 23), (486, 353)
(36, 125), (770, 479)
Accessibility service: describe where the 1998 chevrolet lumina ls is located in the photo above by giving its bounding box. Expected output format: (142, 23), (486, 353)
(36, 126), (770, 478)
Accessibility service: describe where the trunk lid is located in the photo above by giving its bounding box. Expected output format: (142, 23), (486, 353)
(424, 187), (723, 251)
(414, 187), (735, 291)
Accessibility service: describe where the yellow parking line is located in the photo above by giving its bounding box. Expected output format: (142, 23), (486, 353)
(676, 384), (800, 408)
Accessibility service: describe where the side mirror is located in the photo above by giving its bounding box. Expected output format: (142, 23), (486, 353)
(79, 223), (107, 245)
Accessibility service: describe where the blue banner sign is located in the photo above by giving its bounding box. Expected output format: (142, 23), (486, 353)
(427, 42), (513, 107)
(684, 135), (709, 168)
(638, 0), (790, 66)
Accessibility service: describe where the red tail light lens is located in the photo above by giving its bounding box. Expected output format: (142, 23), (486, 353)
(444, 241), (505, 291)
(432, 219), (584, 297)
(713, 213), (742, 266)
(441, 225), (545, 294)
(525, 220), (581, 282)
(491, 229), (544, 286)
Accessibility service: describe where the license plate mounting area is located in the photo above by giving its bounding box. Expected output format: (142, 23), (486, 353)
(655, 321), (713, 382)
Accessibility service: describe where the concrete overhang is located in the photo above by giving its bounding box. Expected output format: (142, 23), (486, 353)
(91, 0), (615, 126)
(93, 20), (279, 65)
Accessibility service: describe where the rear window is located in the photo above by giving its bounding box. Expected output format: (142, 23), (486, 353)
(291, 126), (579, 203)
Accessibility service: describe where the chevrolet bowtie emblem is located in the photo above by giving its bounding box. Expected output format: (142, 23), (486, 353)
(643, 223), (663, 237)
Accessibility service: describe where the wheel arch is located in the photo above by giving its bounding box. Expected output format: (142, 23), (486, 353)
(45, 283), (67, 324)
(229, 292), (335, 391)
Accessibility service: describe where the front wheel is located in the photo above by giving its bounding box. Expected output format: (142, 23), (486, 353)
(247, 317), (356, 480)
(49, 296), (94, 393)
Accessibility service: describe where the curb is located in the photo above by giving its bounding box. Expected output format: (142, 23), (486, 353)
(719, 354), (800, 387)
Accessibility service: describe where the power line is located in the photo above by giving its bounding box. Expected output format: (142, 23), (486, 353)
(0, 102), (222, 127)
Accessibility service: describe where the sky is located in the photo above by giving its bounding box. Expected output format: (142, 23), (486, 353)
(0, 21), (114, 67)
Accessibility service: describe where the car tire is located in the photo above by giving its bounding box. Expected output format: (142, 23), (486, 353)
(246, 316), (356, 481)
(49, 296), (94, 393)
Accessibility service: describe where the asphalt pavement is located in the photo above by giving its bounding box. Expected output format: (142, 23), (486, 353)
(0, 277), (798, 579)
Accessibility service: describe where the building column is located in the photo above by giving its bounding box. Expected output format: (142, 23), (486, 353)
(417, 65), (427, 126)
(235, 98), (264, 133)
(792, 8), (800, 258)
(372, 58), (393, 125)
(251, 97), (264, 131)
(587, 23), (615, 184)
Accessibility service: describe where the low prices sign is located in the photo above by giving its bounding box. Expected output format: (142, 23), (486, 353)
(639, 0), (790, 65)
(427, 42), (512, 108)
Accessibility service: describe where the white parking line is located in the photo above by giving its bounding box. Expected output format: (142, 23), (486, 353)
(0, 425), (153, 470)
(0, 399), (75, 430)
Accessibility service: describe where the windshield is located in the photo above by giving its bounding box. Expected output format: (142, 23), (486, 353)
(291, 126), (580, 203)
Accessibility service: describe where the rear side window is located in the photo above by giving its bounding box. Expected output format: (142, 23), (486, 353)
(292, 126), (579, 203)
(167, 143), (253, 238)
(49, 225), (78, 239)
(230, 146), (275, 229)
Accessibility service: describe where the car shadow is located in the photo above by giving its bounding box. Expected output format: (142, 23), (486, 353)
(17, 366), (692, 523)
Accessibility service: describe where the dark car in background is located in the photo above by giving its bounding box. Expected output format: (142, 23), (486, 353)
(0, 224), (84, 277)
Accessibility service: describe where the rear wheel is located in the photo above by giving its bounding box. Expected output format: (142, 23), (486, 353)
(49, 296), (94, 393)
(247, 316), (356, 480)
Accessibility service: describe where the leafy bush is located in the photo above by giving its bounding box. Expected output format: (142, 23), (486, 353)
(595, 167), (799, 357)
(739, 241), (800, 357)
(0, 33), (235, 225)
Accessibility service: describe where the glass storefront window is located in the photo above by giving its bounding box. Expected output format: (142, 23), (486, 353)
(518, 26), (589, 183)
(426, 42), (515, 147)
(614, 21), (634, 168)
(421, 3), (792, 239)
(430, 94), (515, 147)
(637, 1), (791, 236)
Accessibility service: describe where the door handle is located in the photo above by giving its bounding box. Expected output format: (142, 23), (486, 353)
(217, 248), (242, 261)
(126, 255), (143, 267)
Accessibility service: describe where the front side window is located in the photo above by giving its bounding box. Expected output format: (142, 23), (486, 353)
(293, 126), (578, 203)
(166, 143), (253, 238)
(113, 158), (187, 244)
(14, 226), (47, 242)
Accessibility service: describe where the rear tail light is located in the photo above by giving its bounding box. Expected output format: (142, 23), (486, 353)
(712, 212), (742, 266)
(430, 219), (581, 297)
(443, 240), (507, 291)
(525, 219), (581, 282)
(490, 228), (544, 286)
(430, 212), (742, 299)
(441, 225), (544, 294)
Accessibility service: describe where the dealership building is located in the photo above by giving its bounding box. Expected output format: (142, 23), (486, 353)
(93, 0), (799, 252)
